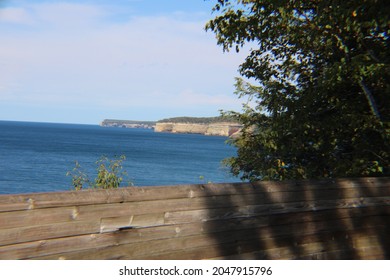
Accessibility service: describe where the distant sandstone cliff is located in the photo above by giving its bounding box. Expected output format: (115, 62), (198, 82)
(155, 122), (242, 137)
(101, 117), (243, 137)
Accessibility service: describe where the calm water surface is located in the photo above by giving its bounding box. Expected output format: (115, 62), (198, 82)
(0, 121), (239, 194)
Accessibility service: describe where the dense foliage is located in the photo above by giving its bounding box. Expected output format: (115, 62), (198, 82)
(157, 116), (238, 124)
(207, 0), (389, 180)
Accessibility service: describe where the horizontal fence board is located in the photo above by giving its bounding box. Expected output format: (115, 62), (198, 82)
(0, 223), (204, 259)
(0, 178), (388, 259)
(0, 177), (388, 212)
(0, 221), (101, 247)
(210, 244), (387, 260)
(164, 197), (390, 224)
(30, 224), (389, 260)
(150, 232), (390, 260)
(0, 206), (78, 230)
(208, 230), (390, 260)
(2, 207), (388, 259)
(0, 231), (116, 260)
(138, 245), (230, 260)
(2, 196), (388, 244)
(8, 213), (387, 260)
(4, 190), (389, 230)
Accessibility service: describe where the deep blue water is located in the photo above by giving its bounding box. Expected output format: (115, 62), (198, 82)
(0, 120), (240, 194)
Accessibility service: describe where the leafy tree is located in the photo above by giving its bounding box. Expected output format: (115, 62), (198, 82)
(206, 0), (389, 180)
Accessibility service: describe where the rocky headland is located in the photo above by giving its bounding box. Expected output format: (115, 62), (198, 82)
(154, 122), (242, 137)
(101, 116), (242, 137)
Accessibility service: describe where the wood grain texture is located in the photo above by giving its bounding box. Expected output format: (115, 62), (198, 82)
(0, 177), (388, 260)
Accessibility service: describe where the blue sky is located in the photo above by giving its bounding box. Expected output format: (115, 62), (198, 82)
(0, 0), (247, 124)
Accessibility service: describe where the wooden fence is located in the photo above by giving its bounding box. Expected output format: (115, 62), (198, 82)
(0, 177), (389, 259)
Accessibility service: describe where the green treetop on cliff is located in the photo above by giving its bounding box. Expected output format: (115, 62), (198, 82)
(207, 0), (389, 180)
(157, 116), (238, 124)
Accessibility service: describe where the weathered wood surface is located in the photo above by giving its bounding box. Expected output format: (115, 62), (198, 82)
(0, 177), (388, 259)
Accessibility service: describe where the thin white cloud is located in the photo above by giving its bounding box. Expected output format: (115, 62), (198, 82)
(0, 1), (246, 122)
(32, 2), (109, 29)
(0, 6), (35, 25)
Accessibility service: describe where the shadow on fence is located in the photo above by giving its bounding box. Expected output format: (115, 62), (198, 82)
(203, 178), (390, 259)
(0, 177), (388, 259)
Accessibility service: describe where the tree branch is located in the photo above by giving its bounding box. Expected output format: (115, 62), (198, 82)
(358, 80), (382, 122)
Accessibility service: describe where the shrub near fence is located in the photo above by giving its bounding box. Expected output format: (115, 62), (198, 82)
(0, 177), (389, 259)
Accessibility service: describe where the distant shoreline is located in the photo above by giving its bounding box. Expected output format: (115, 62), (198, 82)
(100, 119), (155, 129)
(100, 117), (243, 137)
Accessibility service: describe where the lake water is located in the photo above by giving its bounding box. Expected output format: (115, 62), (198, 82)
(0, 120), (240, 194)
